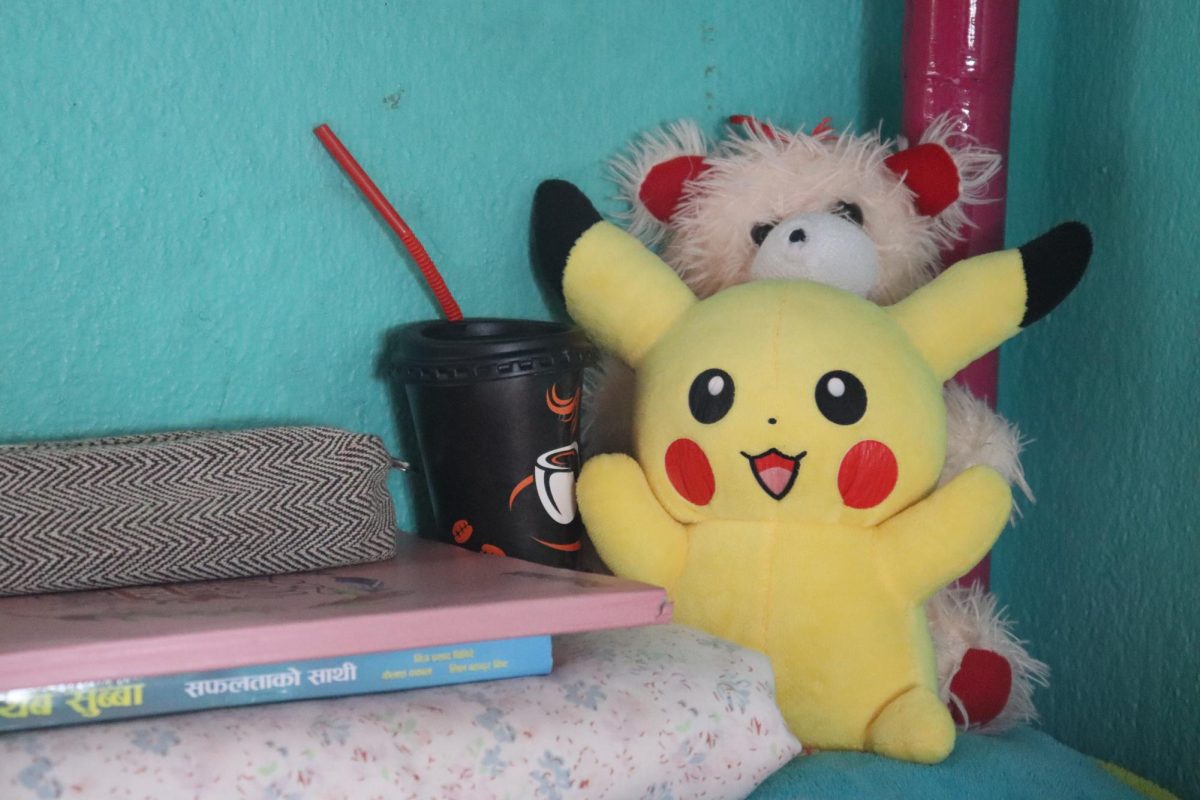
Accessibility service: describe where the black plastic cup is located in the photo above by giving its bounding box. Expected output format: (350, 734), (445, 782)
(382, 319), (596, 568)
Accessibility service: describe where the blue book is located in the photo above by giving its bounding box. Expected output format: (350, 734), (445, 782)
(0, 635), (551, 732)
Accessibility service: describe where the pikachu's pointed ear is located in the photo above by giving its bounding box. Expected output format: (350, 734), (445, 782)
(887, 222), (1092, 381)
(531, 180), (696, 367)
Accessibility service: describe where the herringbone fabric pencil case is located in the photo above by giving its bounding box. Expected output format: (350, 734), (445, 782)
(0, 426), (399, 596)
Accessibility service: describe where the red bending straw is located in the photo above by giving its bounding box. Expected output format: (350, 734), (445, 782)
(314, 124), (464, 321)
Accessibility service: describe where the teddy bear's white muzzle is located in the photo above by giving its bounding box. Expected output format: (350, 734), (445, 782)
(748, 212), (880, 298)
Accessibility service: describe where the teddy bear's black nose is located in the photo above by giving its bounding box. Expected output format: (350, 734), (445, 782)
(788, 228), (807, 243)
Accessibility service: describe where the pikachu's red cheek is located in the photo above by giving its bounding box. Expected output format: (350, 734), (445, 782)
(838, 440), (898, 509)
(665, 438), (715, 506)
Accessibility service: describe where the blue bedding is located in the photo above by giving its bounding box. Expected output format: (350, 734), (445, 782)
(749, 727), (1145, 800)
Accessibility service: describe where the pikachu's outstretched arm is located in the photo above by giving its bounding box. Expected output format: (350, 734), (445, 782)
(576, 454), (688, 591)
(874, 465), (1011, 603)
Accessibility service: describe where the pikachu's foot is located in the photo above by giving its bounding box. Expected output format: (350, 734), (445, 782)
(865, 686), (956, 764)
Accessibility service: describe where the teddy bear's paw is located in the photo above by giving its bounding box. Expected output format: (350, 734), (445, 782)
(865, 686), (956, 764)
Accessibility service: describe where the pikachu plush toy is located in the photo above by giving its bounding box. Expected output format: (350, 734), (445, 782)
(531, 180), (1091, 763)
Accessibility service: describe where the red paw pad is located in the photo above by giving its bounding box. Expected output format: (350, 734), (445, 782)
(948, 647), (1013, 727)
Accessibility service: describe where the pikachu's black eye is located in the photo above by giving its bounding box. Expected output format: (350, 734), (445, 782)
(689, 369), (735, 424)
(815, 370), (866, 425)
(833, 201), (864, 227)
(750, 222), (776, 246)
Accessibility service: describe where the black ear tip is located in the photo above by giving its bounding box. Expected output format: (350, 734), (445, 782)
(529, 180), (604, 306)
(533, 179), (603, 227)
(1017, 221), (1093, 327)
(1051, 220), (1093, 262)
(535, 178), (583, 204)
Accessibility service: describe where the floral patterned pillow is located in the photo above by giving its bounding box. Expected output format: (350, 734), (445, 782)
(2, 624), (801, 799)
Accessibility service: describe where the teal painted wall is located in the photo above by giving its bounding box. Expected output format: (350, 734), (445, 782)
(5, 0), (1192, 794)
(997, 1), (1199, 797)
(0, 0), (899, 529)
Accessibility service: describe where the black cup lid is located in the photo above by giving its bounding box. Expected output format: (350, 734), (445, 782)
(384, 318), (597, 385)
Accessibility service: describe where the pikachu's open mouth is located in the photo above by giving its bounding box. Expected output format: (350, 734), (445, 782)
(742, 448), (806, 500)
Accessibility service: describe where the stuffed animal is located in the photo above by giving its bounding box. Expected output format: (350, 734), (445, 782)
(589, 115), (1009, 455)
(530, 179), (1090, 762)
(586, 116), (1045, 731)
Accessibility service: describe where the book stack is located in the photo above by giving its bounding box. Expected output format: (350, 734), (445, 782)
(0, 535), (671, 732)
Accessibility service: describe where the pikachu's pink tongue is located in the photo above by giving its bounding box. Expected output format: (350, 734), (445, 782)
(758, 466), (794, 497)
(748, 450), (803, 500)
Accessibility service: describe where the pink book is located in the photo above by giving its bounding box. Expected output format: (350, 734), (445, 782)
(0, 535), (671, 692)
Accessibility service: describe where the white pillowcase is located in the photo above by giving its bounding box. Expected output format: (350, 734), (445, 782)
(2, 624), (801, 799)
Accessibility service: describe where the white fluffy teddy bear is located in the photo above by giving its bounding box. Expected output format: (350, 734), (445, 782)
(584, 115), (1047, 731)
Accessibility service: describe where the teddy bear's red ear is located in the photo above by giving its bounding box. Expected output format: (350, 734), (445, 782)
(635, 115), (784, 222)
(610, 120), (713, 236)
(884, 143), (961, 217)
(884, 115), (1002, 227)
(638, 155), (712, 223)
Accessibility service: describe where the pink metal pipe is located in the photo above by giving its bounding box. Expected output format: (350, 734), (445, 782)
(901, 0), (1020, 588)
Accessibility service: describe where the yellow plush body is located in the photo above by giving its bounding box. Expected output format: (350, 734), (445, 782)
(532, 181), (1089, 763)
(581, 456), (1008, 762)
